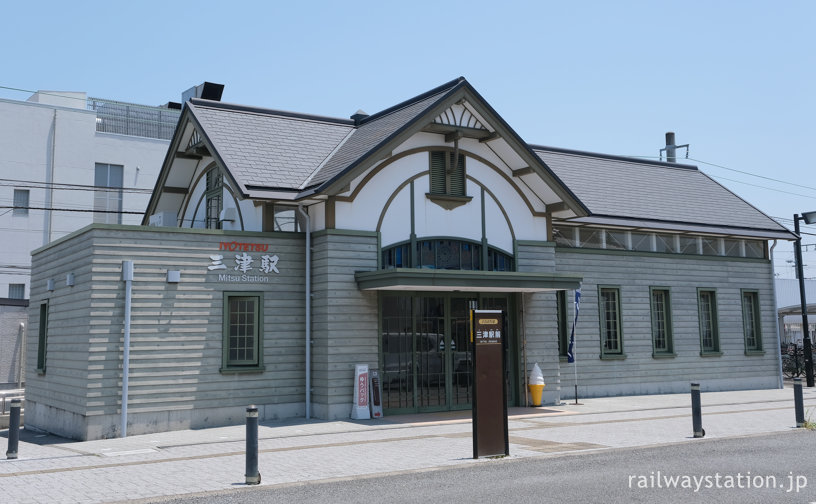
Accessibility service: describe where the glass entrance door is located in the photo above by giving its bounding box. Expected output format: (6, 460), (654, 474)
(380, 293), (512, 413)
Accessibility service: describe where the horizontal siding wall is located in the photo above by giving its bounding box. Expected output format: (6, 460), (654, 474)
(515, 242), (561, 405)
(28, 225), (307, 439)
(555, 248), (779, 397)
(311, 230), (379, 420)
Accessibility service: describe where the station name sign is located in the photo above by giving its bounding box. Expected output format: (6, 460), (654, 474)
(207, 241), (280, 283)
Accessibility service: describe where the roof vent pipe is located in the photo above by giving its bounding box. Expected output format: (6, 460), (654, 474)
(350, 109), (369, 126)
(660, 131), (689, 163)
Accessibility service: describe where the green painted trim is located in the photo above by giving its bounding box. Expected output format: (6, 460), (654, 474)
(598, 285), (624, 359)
(744, 350), (766, 356)
(220, 291), (265, 373)
(32, 223), (306, 255)
(554, 246), (770, 263)
(652, 353), (677, 359)
(649, 286), (674, 355)
(697, 287), (721, 354)
(376, 232), (382, 270)
(599, 354), (627, 360)
(740, 288), (763, 353)
(356, 268), (581, 291)
(410, 181), (417, 268)
(312, 229), (379, 238)
(516, 240), (556, 248)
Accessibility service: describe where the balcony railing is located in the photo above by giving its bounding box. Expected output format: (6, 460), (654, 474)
(87, 97), (181, 140)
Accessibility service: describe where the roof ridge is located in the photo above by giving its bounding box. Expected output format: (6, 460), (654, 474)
(188, 98), (354, 126)
(532, 143), (698, 170)
(356, 77), (466, 126)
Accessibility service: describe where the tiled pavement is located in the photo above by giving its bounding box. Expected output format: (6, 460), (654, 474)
(1, 385), (815, 503)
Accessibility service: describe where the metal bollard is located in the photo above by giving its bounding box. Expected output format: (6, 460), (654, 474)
(691, 383), (704, 438)
(245, 405), (260, 484)
(6, 399), (21, 459)
(794, 378), (805, 428)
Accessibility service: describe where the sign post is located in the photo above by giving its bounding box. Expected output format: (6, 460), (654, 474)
(471, 309), (509, 458)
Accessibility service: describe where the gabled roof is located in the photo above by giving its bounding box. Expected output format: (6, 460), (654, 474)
(188, 100), (354, 192)
(534, 146), (795, 239)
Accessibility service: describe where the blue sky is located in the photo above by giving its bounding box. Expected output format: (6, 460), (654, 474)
(2, 1), (814, 278)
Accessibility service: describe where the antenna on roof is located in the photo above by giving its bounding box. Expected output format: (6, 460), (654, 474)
(659, 132), (690, 163)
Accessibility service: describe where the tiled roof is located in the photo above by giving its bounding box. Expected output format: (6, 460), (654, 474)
(190, 102), (353, 191)
(306, 82), (461, 188)
(534, 147), (788, 233)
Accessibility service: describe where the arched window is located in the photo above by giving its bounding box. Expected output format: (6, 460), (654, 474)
(381, 239), (513, 272)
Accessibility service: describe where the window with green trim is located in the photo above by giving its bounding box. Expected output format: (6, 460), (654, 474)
(205, 168), (223, 229)
(429, 151), (465, 196)
(557, 290), (568, 358)
(222, 292), (263, 371)
(37, 302), (48, 373)
(698, 289), (720, 354)
(742, 290), (762, 352)
(650, 288), (674, 356)
(599, 287), (623, 357)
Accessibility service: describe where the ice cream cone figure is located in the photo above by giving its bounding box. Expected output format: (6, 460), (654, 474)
(528, 384), (545, 406)
(528, 363), (545, 406)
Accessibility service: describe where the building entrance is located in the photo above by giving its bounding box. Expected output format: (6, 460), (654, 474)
(380, 293), (514, 413)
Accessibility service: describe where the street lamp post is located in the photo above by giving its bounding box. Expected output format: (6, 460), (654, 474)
(794, 212), (816, 387)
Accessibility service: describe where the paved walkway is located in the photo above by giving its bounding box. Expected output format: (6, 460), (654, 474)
(1, 385), (815, 503)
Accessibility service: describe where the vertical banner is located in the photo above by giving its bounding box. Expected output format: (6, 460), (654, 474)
(370, 369), (383, 418)
(471, 309), (509, 459)
(350, 364), (370, 420)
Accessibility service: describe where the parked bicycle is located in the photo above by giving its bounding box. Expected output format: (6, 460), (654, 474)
(782, 345), (806, 379)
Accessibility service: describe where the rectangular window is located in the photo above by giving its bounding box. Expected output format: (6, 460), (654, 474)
(579, 227), (603, 248)
(271, 205), (301, 232)
(650, 288), (674, 356)
(701, 237), (720, 255)
(742, 290), (763, 353)
(8, 284), (25, 299)
(429, 151), (465, 196)
(630, 232), (653, 252)
(13, 189), (29, 216)
(222, 292), (263, 371)
(205, 169), (222, 230)
(599, 287), (623, 357)
(679, 236), (698, 254)
(654, 233), (676, 253)
(744, 240), (765, 259)
(604, 230), (627, 250)
(37, 302), (48, 373)
(553, 225), (577, 247)
(94, 163), (124, 224)
(698, 289), (720, 354)
(557, 290), (568, 358)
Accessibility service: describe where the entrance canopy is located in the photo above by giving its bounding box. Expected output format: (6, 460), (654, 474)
(355, 268), (581, 292)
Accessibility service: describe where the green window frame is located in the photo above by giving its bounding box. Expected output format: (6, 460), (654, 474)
(741, 289), (763, 354)
(698, 289), (721, 355)
(221, 292), (264, 372)
(598, 286), (624, 359)
(650, 287), (674, 357)
(37, 301), (48, 373)
(429, 151), (466, 196)
(205, 168), (223, 229)
(557, 290), (568, 359)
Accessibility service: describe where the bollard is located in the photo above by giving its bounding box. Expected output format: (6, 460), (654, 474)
(6, 398), (21, 459)
(794, 378), (805, 428)
(245, 405), (260, 485)
(691, 383), (704, 438)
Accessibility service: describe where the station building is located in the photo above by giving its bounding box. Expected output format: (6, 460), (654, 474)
(25, 77), (794, 440)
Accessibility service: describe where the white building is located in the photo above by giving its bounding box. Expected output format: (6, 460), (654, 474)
(0, 87), (193, 388)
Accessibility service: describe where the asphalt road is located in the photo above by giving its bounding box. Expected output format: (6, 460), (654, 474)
(145, 430), (816, 504)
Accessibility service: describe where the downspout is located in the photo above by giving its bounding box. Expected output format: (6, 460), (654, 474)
(43, 110), (57, 245)
(520, 293), (528, 407)
(17, 322), (25, 388)
(769, 240), (783, 389)
(121, 260), (134, 437)
(297, 206), (311, 419)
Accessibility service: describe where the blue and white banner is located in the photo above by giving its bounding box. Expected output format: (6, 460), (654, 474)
(566, 288), (581, 364)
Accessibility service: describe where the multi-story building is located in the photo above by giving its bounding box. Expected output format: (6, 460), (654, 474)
(0, 88), (184, 388)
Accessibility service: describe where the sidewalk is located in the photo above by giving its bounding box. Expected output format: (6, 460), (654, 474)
(1, 385), (815, 504)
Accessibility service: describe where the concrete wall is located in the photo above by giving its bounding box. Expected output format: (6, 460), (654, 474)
(27, 225), (307, 440)
(554, 248), (780, 399)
